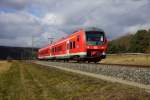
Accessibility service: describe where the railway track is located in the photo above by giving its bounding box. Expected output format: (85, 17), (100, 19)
(99, 63), (150, 68)
(34, 61), (150, 92)
(56, 61), (150, 68)
(36, 58), (150, 68)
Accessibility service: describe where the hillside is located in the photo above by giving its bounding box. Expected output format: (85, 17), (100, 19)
(108, 29), (150, 53)
(0, 46), (38, 60)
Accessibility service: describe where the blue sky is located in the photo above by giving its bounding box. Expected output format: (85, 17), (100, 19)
(0, 0), (150, 47)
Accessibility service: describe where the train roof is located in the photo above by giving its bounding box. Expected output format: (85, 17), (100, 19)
(84, 27), (104, 32)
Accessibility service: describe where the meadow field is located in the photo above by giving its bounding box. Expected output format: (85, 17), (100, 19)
(0, 61), (150, 100)
(101, 54), (150, 66)
(0, 61), (11, 74)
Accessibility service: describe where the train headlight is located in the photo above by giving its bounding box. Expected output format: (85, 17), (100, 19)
(101, 46), (104, 49)
(102, 52), (106, 55)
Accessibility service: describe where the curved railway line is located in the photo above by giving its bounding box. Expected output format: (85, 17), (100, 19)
(34, 61), (150, 92)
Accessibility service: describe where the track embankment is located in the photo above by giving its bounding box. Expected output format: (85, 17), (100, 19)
(1, 61), (150, 99)
(35, 61), (150, 92)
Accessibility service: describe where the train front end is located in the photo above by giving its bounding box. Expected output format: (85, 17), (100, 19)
(84, 28), (108, 62)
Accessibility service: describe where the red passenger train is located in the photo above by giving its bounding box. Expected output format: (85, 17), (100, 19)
(38, 27), (108, 63)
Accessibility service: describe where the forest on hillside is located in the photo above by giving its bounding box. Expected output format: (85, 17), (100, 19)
(108, 29), (150, 53)
(0, 46), (38, 60)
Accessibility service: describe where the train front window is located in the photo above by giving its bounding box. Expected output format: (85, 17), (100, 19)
(86, 31), (104, 45)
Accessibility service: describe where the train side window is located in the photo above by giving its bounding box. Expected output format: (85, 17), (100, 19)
(67, 43), (69, 50)
(73, 41), (76, 48)
(70, 42), (72, 49)
(56, 47), (57, 52)
(52, 48), (54, 53)
(58, 46), (62, 51)
(55, 47), (56, 52)
(77, 35), (80, 41)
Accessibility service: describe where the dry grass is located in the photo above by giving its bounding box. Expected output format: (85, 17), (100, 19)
(101, 54), (150, 66)
(0, 61), (11, 73)
(0, 61), (150, 100)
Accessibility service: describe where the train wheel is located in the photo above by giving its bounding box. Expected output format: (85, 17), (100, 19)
(88, 61), (90, 63)
(82, 61), (86, 63)
(66, 59), (69, 62)
(94, 59), (101, 63)
(94, 61), (98, 63)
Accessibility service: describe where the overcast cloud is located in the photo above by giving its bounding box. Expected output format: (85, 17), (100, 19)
(0, 0), (150, 47)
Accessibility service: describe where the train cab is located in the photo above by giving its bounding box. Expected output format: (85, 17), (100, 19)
(82, 27), (108, 62)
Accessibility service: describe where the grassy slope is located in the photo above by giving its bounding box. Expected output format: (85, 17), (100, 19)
(0, 61), (11, 74)
(0, 61), (150, 100)
(101, 54), (150, 66)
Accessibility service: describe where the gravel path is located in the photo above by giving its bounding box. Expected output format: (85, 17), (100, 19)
(35, 61), (150, 92)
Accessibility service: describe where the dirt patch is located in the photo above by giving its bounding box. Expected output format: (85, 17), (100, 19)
(0, 61), (11, 73)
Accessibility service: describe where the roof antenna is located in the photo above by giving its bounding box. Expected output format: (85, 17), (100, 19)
(48, 38), (54, 44)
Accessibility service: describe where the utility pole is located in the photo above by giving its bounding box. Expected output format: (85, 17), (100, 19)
(48, 38), (54, 44)
(31, 36), (34, 60)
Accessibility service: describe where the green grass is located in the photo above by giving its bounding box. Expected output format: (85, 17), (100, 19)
(0, 62), (22, 100)
(0, 61), (150, 100)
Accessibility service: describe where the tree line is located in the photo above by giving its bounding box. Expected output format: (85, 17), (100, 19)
(0, 46), (38, 60)
(108, 29), (150, 53)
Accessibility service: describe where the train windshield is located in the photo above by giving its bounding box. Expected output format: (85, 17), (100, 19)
(86, 31), (104, 45)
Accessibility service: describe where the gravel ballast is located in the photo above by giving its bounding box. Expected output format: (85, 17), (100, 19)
(36, 61), (150, 85)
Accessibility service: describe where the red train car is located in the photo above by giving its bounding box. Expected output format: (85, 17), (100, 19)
(38, 27), (108, 63)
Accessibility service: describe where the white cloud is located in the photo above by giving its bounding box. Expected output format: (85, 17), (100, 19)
(123, 24), (150, 34)
(0, 0), (150, 47)
(0, 11), (69, 47)
(0, 11), (43, 39)
(42, 13), (65, 25)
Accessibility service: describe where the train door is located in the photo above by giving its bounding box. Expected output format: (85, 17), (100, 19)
(66, 40), (69, 57)
(49, 46), (51, 57)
